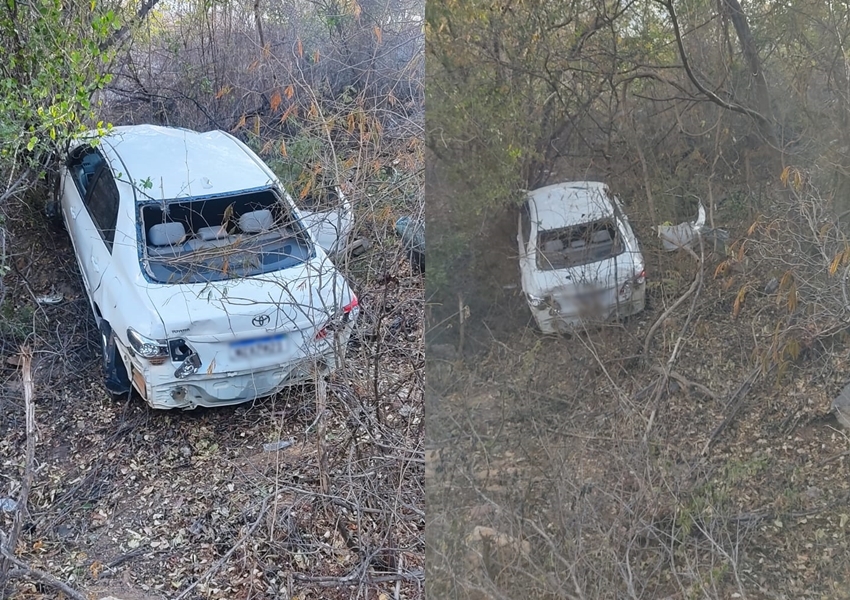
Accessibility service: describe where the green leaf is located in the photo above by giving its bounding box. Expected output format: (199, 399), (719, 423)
(26, 136), (38, 151)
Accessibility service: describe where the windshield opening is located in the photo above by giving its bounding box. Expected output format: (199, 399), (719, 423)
(140, 187), (314, 284)
(536, 219), (623, 270)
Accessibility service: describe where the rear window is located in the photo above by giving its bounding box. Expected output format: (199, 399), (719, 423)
(139, 187), (314, 284)
(536, 219), (623, 270)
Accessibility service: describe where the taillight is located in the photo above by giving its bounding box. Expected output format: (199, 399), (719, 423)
(316, 295), (359, 340)
(635, 269), (646, 284)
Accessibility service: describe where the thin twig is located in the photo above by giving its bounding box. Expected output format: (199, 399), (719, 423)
(174, 496), (269, 600)
(0, 551), (86, 600)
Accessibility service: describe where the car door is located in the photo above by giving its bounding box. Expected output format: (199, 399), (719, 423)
(62, 150), (118, 314)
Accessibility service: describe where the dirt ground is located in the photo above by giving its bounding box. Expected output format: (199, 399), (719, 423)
(0, 195), (424, 599)
(426, 158), (850, 599)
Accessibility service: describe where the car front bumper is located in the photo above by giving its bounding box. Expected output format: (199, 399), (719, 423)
(119, 334), (350, 410)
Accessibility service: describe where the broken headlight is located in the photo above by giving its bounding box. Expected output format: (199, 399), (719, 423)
(127, 328), (169, 359)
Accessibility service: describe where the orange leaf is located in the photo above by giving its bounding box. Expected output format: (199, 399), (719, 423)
(296, 38), (303, 58)
(215, 85), (232, 99)
(732, 286), (747, 318)
(231, 114), (246, 132)
(313, 49), (320, 63)
(374, 25), (382, 45)
(279, 104), (295, 123)
(830, 252), (842, 276)
(279, 140), (287, 157)
(284, 85), (294, 99)
(746, 217), (760, 236)
(713, 260), (728, 279)
(388, 91), (397, 107)
(299, 178), (313, 199)
(270, 90), (282, 113)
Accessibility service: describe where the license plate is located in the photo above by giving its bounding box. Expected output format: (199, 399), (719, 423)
(231, 334), (286, 359)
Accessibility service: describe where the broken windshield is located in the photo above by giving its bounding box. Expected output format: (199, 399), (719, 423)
(139, 187), (315, 284)
(536, 219), (624, 271)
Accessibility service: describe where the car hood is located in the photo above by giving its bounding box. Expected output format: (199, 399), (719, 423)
(143, 258), (351, 342)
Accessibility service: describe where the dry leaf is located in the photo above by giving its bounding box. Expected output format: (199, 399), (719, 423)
(830, 252), (842, 276)
(270, 89), (282, 112)
(374, 25), (382, 45)
(231, 114), (246, 133)
(280, 104), (295, 124)
(787, 282), (798, 312)
(296, 38), (303, 58)
(732, 286), (747, 318)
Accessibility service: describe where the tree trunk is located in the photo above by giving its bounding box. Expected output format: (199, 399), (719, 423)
(721, 0), (777, 147)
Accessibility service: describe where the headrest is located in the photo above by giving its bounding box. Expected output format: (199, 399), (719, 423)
(149, 222), (186, 246)
(239, 209), (273, 233)
(197, 225), (228, 241)
(542, 239), (564, 253)
(590, 229), (611, 244)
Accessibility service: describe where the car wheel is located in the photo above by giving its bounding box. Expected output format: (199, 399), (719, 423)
(100, 321), (131, 398)
(45, 170), (64, 229)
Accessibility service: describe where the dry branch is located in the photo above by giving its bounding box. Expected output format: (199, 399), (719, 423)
(174, 496), (269, 600)
(701, 365), (765, 455)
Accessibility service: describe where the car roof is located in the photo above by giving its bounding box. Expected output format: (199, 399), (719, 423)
(93, 125), (274, 200)
(527, 181), (614, 230)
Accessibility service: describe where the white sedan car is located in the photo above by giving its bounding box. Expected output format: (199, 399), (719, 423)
(49, 124), (359, 409)
(518, 181), (646, 333)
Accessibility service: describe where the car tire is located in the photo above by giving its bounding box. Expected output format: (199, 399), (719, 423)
(100, 321), (131, 398)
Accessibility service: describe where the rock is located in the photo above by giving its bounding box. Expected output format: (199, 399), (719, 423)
(395, 216), (424, 274)
(831, 383), (850, 429)
(263, 439), (294, 452)
(0, 498), (17, 512)
(764, 277), (780, 294)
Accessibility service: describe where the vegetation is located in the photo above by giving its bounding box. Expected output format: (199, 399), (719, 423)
(1, 1), (423, 598)
(428, 1), (850, 598)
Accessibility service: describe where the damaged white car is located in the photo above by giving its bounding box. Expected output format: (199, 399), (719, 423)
(518, 181), (646, 334)
(49, 124), (359, 409)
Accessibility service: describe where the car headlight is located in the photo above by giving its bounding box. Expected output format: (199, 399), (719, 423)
(174, 354), (201, 379)
(127, 328), (169, 358)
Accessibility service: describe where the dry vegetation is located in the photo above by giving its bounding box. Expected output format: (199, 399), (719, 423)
(0, 1), (424, 598)
(426, 1), (850, 595)
(427, 157), (850, 600)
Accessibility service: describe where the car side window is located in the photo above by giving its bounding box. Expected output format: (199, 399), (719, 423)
(520, 202), (531, 248)
(85, 167), (120, 252)
(66, 149), (106, 199)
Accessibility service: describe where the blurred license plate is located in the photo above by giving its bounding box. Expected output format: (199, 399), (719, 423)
(231, 334), (286, 359)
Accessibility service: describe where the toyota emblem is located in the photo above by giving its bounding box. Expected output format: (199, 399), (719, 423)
(252, 314), (271, 327)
